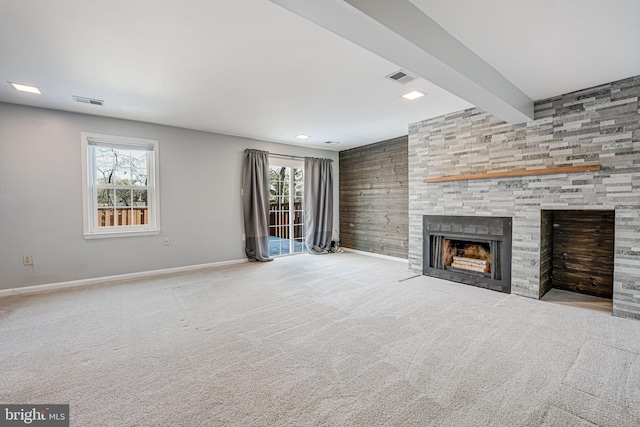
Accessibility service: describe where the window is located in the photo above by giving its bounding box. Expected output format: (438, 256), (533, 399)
(81, 132), (160, 239)
(268, 157), (305, 256)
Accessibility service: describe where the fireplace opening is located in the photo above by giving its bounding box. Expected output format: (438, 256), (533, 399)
(432, 238), (501, 279)
(540, 210), (614, 300)
(424, 216), (512, 293)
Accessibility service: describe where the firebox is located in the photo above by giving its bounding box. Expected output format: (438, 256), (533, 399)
(423, 216), (512, 293)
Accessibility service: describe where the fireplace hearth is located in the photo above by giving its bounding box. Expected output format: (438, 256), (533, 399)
(423, 216), (512, 293)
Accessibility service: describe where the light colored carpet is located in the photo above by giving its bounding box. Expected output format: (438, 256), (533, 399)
(1, 253), (639, 426)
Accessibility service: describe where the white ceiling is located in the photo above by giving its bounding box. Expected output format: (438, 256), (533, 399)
(411, 0), (640, 101)
(0, 0), (638, 151)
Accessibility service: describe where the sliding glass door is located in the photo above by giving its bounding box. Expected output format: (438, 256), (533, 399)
(269, 159), (305, 256)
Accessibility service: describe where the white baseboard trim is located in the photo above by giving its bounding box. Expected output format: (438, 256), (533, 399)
(0, 259), (248, 298)
(342, 248), (409, 263)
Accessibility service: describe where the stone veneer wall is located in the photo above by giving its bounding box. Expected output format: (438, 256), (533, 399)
(408, 75), (640, 319)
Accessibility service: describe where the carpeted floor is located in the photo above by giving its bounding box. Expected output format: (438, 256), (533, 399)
(1, 253), (639, 426)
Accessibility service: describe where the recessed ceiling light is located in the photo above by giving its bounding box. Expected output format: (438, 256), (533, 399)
(401, 90), (425, 101)
(8, 81), (41, 94)
(296, 134), (310, 140)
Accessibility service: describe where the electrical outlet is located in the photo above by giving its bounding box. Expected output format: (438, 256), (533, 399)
(23, 255), (33, 266)
(242, 233), (245, 242)
(164, 237), (170, 246)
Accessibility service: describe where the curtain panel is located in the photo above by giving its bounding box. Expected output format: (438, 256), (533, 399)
(304, 157), (333, 254)
(242, 149), (273, 262)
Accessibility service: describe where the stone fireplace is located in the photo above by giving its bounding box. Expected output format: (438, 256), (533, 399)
(423, 215), (512, 293)
(408, 75), (640, 320)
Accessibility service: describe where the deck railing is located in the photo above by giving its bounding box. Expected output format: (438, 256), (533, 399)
(98, 208), (148, 226)
(269, 202), (303, 239)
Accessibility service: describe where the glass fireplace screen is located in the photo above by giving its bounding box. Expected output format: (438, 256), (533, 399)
(430, 236), (502, 280)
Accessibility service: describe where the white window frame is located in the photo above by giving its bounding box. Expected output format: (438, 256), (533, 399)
(81, 132), (160, 239)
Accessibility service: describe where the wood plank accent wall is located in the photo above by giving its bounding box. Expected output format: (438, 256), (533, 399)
(550, 210), (615, 299)
(539, 211), (554, 297)
(339, 136), (408, 258)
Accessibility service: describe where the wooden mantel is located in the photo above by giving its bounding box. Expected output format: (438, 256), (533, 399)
(422, 165), (602, 183)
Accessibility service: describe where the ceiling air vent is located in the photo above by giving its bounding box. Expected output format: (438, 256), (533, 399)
(72, 95), (104, 106)
(385, 69), (416, 85)
(324, 141), (340, 146)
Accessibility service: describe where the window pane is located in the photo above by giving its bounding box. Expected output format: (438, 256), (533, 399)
(133, 208), (148, 225)
(132, 189), (147, 207)
(294, 237), (306, 253)
(97, 189), (114, 207)
(293, 211), (304, 225)
(116, 189), (132, 207)
(130, 151), (148, 186)
(105, 148), (147, 186)
(116, 208), (133, 226)
(95, 147), (116, 184)
(113, 154), (132, 185)
(273, 210), (286, 227)
(273, 167), (289, 182)
(293, 225), (304, 239)
(274, 196), (284, 210)
(98, 208), (114, 227)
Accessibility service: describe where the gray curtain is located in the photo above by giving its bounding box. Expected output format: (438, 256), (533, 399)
(242, 149), (273, 262)
(304, 157), (333, 254)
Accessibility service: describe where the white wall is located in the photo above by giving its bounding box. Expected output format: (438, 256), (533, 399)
(0, 102), (340, 290)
